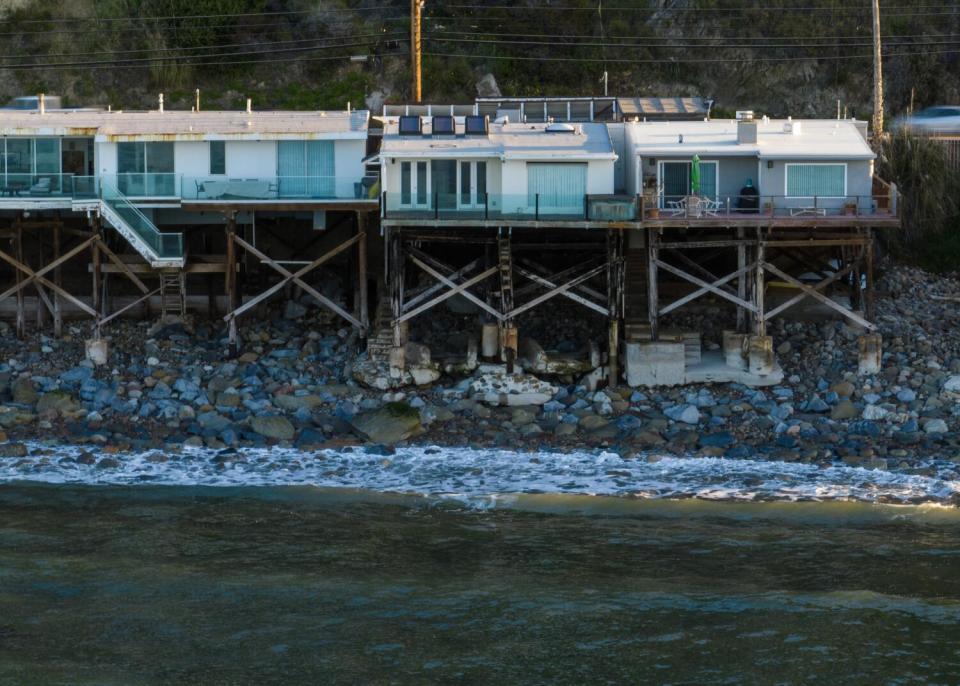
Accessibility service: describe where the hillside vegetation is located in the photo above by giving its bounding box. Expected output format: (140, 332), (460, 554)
(0, 0), (957, 120)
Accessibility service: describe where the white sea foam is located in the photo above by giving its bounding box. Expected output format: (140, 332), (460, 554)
(1, 444), (958, 505)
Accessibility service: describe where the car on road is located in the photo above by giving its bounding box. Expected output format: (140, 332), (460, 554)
(892, 106), (960, 134)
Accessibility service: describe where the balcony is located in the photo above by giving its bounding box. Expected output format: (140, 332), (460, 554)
(382, 193), (640, 222)
(182, 175), (379, 202)
(0, 174), (77, 199)
(382, 189), (901, 227)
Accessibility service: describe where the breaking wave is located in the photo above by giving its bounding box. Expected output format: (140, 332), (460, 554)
(1, 444), (959, 506)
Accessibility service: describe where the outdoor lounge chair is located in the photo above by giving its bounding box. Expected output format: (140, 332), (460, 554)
(28, 177), (51, 195)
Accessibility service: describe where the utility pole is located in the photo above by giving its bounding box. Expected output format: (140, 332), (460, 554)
(601, 71), (608, 97)
(411, 0), (424, 103)
(871, 0), (883, 135)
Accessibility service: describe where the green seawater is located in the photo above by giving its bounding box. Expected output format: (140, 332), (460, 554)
(1, 484), (959, 684)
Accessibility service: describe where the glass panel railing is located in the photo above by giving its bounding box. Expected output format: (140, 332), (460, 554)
(643, 195), (900, 220)
(101, 182), (182, 259)
(181, 175), (379, 201)
(71, 176), (98, 199)
(0, 173), (74, 198)
(383, 193), (593, 221)
(106, 173), (179, 198)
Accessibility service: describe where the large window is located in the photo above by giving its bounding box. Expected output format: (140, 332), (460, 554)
(785, 163), (846, 198)
(116, 141), (175, 195)
(527, 162), (587, 214)
(209, 141), (226, 175)
(658, 160), (718, 207)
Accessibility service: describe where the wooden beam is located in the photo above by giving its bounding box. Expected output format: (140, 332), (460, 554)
(507, 262), (607, 319)
(401, 255), (502, 323)
(763, 260), (858, 321)
(513, 265), (609, 316)
(762, 261), (875, 331)
(95, 239), (150, 294)
(657, 260), (758, 315)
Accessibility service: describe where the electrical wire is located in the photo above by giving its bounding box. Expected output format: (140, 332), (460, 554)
(426, 35), (960, 50)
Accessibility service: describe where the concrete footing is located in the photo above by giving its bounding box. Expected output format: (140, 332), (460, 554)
(500, 325), (518, 362)
(481, 323), (498, 358)
(388, 346), (405, 378)
(85, 338), (108, 366)
(858, 333), (882, 375)
(625, 341), (686, 387)
(722, 330), (748, 371)
(748, 336), (774, 376)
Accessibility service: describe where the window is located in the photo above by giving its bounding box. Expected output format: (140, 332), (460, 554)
(116, 141), (174, 195)
(398, 116), (422, 135)
(658, 160), (718, 206)
(432, 116), (455, 135)
(209, 141), (225, 175)
(785, 163), (846, 198)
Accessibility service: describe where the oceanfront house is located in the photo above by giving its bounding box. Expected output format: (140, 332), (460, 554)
(379, 114), (621, 221)
(0, 104), (377, 340)
(624, 114), (894, 221)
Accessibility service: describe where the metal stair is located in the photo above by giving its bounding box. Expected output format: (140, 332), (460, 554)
(159, 270), (186, 317)
(98, 181), (184, 268)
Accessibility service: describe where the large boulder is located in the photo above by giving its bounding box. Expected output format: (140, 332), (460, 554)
(250, 415), (296, 441)
(36, 390), (79, 415)
(470, 368), (558, 406)
(11, 377), (37, 405)
(350, 403), (423, 445)
(273, 394), (324, 411)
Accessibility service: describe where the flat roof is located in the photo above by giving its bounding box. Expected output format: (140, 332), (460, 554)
(628, 119), (874, 160)
(0, 109), (370, 141)
(380, 118), (616, 161)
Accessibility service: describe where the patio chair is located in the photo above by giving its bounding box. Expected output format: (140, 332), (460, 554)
(700, 197), (722, 217)
(665, 198), (686, 216)
(194, 179), (207, 199)
(28, 177), (51, 196)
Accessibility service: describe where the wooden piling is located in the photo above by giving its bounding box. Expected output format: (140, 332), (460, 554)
(646, 228), (659, 341)
(53, 218), (62, 337)
(357, 211), (369, 338)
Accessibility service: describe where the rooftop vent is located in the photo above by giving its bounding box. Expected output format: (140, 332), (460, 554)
(398, 115), (422, 136)
(464, 115), (490, 136)
(737, 118), (758, 144)
(783, 118), (802, 135)
(736, 110), (755, 121)
(431, 115), (455, 136)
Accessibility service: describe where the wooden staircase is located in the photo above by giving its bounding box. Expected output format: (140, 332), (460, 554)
(623, 248), (648, 342)
(159, 270), (186, 318)
(365, 297), (395, 363)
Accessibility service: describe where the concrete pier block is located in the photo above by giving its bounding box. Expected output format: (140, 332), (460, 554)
(84, 338), (108, 366)
(722, 330), (748, 370)
(625, 341), (685, 387)
(748, 336), (774, 376)
(481, 323), (499, 358)
(388, 346), (406, 378)
(858, 333), (882, 375)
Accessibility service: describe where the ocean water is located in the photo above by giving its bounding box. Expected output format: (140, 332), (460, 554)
(1, 446), (959, 683)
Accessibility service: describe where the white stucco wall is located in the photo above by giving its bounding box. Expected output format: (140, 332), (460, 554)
(335, 139), (366, 182)
(226, 141), (277, 177)
(97, 142), (117, 175)
(175, 141), (208, 178)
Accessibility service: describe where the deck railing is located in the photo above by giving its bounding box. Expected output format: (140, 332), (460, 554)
(382, 191), (901, 222)
(0, 173), (76, 198)
(181, 175), (379, 201)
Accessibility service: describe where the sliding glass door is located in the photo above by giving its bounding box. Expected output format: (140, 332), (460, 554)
(278, 141), (335, 198)
(659, 160), (718, 208)
(117, 142), (174, 196)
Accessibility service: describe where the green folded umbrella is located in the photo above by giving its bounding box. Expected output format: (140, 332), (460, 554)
(691, 154), (701, 196)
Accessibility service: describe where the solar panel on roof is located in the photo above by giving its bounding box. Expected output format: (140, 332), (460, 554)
(464, 115), (489, 136)
(432, 115), (455, 135)
(398, 115), (422, 135)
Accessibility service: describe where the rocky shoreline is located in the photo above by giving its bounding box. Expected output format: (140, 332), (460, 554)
(0, 262), (957, 480)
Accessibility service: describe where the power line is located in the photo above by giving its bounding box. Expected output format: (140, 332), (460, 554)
(0, 32), (402, 62)
(432, 3), (960, 12)
(426, 35), (960, 50)
(0, 38), (394, 70)
(0, 17), (407, 38)
(3, 5), (393, 25)
(423, 47), (960, 63)
(425, 28), (960, 42)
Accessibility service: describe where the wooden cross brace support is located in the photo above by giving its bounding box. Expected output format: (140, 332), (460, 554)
(403, 257), (480, 313)
(512, 264), (609, 316)
(761, 260), (875, 331)
(507, 262), (608, 319)
(657, 259), (758, 316)
(400, 250), (501, 324)
(226, 233), (362, 330)
(514, 258), (607, 303)
(0, 236), (100, 319)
